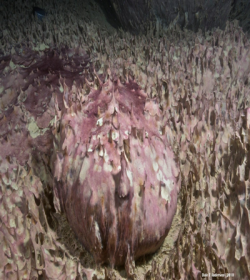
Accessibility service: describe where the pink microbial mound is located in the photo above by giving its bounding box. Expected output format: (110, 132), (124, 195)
(52, 76), (180, 267)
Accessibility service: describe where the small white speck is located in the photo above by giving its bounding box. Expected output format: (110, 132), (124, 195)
(96, 117), (103, 126)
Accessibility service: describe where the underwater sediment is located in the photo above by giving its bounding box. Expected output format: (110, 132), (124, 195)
(0, 1), (250, 279)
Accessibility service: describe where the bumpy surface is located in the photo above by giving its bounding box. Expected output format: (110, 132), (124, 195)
(1, 0), (250, 278)
(52, 77), (179, 267)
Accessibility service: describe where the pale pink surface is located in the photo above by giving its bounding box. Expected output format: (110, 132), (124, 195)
(53, 77), (180, 266)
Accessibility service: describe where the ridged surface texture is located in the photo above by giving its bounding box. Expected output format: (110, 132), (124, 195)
(0, 0), (250, 278)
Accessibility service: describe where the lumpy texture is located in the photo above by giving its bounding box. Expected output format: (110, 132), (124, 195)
(52, 77), (180, 266)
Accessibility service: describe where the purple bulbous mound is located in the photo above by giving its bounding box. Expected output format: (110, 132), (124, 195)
(52, 77), (180, 266)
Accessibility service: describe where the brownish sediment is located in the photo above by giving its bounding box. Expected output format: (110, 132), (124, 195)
(0, 0), (250, 279)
